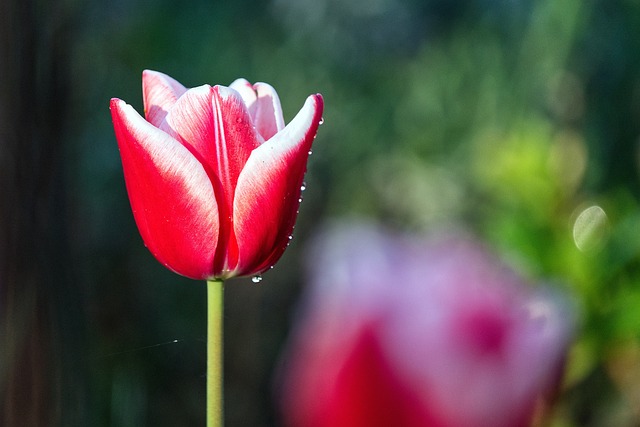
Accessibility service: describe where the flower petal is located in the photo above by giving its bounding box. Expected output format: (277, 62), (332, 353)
(229, 78), (257, 108)
(229, 80), (285, 141)
(110, 98), (218, 280)
(142, 70), (187, 127)
(159, 85), (263, 274)
(232, 94), (323, 276)
(252, 82), (286, 140)
(160, 85), (261, 202)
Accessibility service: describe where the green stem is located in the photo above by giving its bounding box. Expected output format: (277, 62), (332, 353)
(207, 279), (224, 427)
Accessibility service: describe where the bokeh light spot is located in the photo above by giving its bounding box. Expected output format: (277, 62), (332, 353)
(572, 205), (609, 252)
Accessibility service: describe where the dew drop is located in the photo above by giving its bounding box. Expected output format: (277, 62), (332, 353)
(301, 182), (307, 191)
(288, 235), (293, 240)
(251, 275), (263, 283)
(319, 117), (324, 125)
(308, 150), (313, 155)
(298, 197), (303, 203)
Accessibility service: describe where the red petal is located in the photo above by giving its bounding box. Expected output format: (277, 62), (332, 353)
(232, 94), (323, 276)
(142, 70), (187, 127)
(159, 85), (262, 273)
(160, 85), (261, 201)
(110, 98), (218, 280)
(284, 324), (439, 427)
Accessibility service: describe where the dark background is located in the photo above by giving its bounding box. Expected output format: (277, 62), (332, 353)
(3, 0), (640, 425)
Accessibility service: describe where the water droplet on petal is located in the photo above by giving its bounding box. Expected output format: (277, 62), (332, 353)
(319, 117), (324, 125)
(288, 235), (293, 240)
(251, 275), (263, 283)
(301, 182), (307, 191)
(308, 150), (313, 155)
(298, 197), (303, 203)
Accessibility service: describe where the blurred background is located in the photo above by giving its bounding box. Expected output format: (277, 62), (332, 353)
(2, 0), (640, 425)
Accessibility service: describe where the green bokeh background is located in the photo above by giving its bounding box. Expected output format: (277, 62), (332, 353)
(4, 0), (640, 425)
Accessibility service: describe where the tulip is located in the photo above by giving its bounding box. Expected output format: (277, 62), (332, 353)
(110, 70), (323, 427)
(110, 70), (324, 280)
(280, 222), (573, 427)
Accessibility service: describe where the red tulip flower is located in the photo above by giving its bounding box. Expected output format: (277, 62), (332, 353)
(281, 222), (573, 427)
(110, 70), (323, 280)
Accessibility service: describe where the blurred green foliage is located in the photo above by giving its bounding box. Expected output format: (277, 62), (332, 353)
(67, 0), (640, 425)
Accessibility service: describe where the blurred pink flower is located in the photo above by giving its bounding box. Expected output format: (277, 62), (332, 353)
(279, 222), (573, 427)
